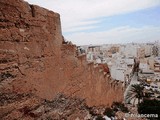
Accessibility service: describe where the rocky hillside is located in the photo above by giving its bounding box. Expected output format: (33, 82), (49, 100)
(0, 0), (124, 119)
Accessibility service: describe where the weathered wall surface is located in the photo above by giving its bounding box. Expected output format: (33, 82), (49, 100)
(0, 0), (124, 108)
(60, 45), (124, 106)
(0, 0), (63, 100)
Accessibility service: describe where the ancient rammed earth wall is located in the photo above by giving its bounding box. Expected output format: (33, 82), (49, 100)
(0, 0), (124, 107)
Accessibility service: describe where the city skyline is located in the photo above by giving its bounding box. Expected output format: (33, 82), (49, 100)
(26, 0), (160, 45)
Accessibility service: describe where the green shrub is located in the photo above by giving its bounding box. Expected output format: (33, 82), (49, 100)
(95, 115), (105, 120)
(138, 99), (160, 120)
(112, 102), (129, 113)
(103, 107), (115, 117)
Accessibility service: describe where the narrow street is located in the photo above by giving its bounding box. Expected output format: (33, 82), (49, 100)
(130, 72), (139, 85)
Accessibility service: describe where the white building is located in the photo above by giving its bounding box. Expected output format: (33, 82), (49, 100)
(96, 58), (102, 63)
(139, 63), (149, 70)
(111, 66), (125, 81)
(110, 58), (134, 82)
(124, 44), (138, 58)
(145, 45), (152, 57)
(86, 52), (94, 62)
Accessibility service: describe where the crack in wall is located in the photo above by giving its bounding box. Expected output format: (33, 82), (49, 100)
(29, 5), (35, 17)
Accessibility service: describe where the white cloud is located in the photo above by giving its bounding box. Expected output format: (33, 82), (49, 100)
(25, 0), (160, 45)
(26, 0), (160, 33)
(64, 20), (101, 32)
(66, 25), (98, 33)
(66, 26), (160, 45)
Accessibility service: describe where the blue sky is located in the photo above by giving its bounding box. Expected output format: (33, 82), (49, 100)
(83, 6), (160, 33)
(26, 0), (160, 45)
